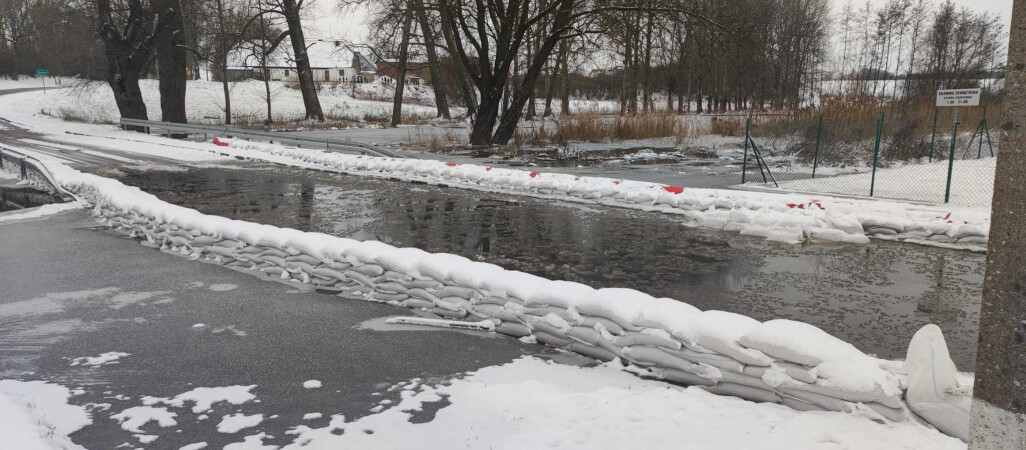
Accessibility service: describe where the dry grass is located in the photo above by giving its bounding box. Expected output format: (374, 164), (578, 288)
(513, 113), (700, 146)
(710, 117), (745, 136)
(750, 93), (1003, 164)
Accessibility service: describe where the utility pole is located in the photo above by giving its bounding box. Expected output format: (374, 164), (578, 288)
(968, 0), (1026, 448)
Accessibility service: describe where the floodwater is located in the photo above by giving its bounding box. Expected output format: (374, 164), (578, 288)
(0, 185), (63, 211)
(112, 165), (984, 370)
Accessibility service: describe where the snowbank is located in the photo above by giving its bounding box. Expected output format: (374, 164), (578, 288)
(281, 356), (964, 450)
(0, 380), (91, 450)
(27, 157), (931, 428)
(210, 137), (990, 250)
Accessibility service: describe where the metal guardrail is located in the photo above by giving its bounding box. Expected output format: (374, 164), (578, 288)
(0, 146), (76, 200)
(119, 118), (411, 159)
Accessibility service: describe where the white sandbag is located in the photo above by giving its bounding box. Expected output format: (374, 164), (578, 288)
(431, 307), (467, 319)
(649, 367), (717, 387)
(577, 314), (627, 335)
(613, 330), (683, 350)
(633, 297), (702, 333)
(375, 282), (409, 294)
(743, 363), (816, 385)
(524, 306), (574, 322)
(496, 322), (532, 337)
(469, 304), (521, 323)
(862, 402), (907, 423)
(565, 326), (601, 346)
(351, 264), (386, 277)
(576, 288), (656, 330)
(672, 349), (744, 373)
(568, 341), (618, 362)
(904, 324), (970, 441)
(372, 292), (409, 302)
(524, 280), (594, 309)
(780, 396), (829, 412)
(436, 286), (476, 299)
(721, 371), (778, 392)
(400, 299), (435, 310)
(702, 383), (782, 404)
(534, 331), (574, 348)
(739, 319), (860, 367)
(786, 380), (903, 409)
(286, 254), (322, 266)
(309, 267), (347, 281)
(343, 270), (376, 288)
(416, 253), (474, 283)
(438, 296), (471, 311)
(449, 261), (506, 290)
(692, 311), (773, 366)
(480, 270), (548, 301)
(620, 346), (696, 374)
(405, 280), (444, 291)
(778, 387), (853, 413)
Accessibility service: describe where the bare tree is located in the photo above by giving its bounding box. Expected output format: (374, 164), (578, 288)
(95, 0), (168, 121)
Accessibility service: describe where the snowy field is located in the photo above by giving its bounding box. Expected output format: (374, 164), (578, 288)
(17, 78), (445, 125)
(776, 158), (995, 207)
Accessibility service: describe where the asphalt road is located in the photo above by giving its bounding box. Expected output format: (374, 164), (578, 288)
(0, 209), (555, 449)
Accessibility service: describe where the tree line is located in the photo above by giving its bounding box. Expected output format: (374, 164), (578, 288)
(0, 0), (1007, 146)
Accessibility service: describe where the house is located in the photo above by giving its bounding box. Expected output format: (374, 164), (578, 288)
(376, 60), (430, 86)
(226, 40), (377, 84)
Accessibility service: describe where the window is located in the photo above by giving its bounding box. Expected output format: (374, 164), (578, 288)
(284, 69), (290, 77)
(325, 70), (330, 80)
(339, 70), (344, 77)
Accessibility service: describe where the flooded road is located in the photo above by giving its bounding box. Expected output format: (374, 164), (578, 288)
(111, 165), (984, 370)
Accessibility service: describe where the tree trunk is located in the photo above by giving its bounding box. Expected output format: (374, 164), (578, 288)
(215, 0), (232, 125)
(281, 0), (324, 121)
(413, 0), (450, 119)
(391, 8), (414, 127)
(154, 0), (187, 123)
(436, 3), (477, 114)
(968, 1), (1026, 447)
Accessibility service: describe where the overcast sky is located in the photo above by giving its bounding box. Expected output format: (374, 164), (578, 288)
(305, 0), (1013, 55)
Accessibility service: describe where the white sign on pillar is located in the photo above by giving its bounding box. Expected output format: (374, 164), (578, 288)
(936, 88), (981, 107)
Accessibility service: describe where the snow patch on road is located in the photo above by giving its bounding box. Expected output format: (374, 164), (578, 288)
(281, 356), (964, 450)
(110, 406), (178, 433)
(208, 283), (238, 292)
(302, 380), (322, 389)
(69, 351), (130, 367)
(0, 380), (91, 450)
(143, 385), (258, 413)
(217, 413), (264, 433)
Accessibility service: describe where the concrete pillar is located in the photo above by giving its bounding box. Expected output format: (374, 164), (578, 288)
(968, 0), (1026, 448)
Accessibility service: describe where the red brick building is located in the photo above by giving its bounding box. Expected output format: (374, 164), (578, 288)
(376, 60), (431, 85)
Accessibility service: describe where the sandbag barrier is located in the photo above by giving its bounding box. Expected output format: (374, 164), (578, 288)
(37, 160), (942, 434)
(209, 138), (989, 249)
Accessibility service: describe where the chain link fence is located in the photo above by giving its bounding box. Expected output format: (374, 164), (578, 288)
(740, 106), (998, 207)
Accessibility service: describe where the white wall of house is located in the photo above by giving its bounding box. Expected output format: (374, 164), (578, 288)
(264, 67), (366, 83)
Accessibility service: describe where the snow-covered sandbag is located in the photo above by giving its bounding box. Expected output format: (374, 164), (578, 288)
(374, 247), (431, 278)
(632, 297), (702, 332)
(904, 324), (970, 441)
(649, 367), (716, 387)
(739, 319), (858, 367)
(691, 311), (773, 366)
(613, 329), (683, 350)
(576, 288), (656, 330)
(480, 270), (548, 301)
(449, 262), (506, 290)
(778, 387), (853, 413)
(703, 383), (782, 404)
(469, 304), (521, 323)
(620, 346), (696, 374)
(780, 396), (828, 412)
(568, 341), (618, 362)
(534, 331), (573, 348)
(414, 253), (474, 283)
(672, 349), (744, 373)
(577, 314), (627, 335)
(743, 362), (817, 384)
(524, 280), (594, 309)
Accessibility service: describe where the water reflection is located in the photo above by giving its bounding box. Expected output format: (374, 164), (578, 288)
(114, 166), (984, 369)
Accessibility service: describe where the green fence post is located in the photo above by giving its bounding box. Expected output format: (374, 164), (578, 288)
(944, 108), (959, 203)
(812, 115), (823, 178)
(978, 106), (986, 159)
(869, 112), (884, 197)
(742, 118), (750, 184)
(929, 106), (938, 163)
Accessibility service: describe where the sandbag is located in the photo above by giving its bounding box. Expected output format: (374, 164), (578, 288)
(692, 311), (773, 366)
(343, 270), (377, 288)
(673, 348), (744, 373)
(535, 331), (574, 348)
(904, 324), (970, 441)
(436, 286), (476, 299)
(568, 341), (618, 362)
(702, 383), (781, 404)
(375, 282), (409, 294)
(351, 264), (386, 277)
(650, 367), (717, 387)
(400, 299), (435, 310)
(780, 396), (828, 412)
(469, 304), (521, 323)
(779, 387), (853, 413)
(525, 280), (594, 309)
(613, 330), (682, 350)
(496, 322), (532, 338)
(620, 346), (696, 374)
(565, 326), (601, 346)
(577, 315), (626, 335)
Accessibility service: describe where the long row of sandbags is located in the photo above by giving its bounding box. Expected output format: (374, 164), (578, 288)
(46, 160), (915, 427)
(211, 137), (988, 247)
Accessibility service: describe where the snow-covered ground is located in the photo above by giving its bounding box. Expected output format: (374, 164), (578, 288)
(21, 79), (445, 125)
(775, 158), (995, 207)
(0, 380), (91, 450)
(284, 356), (962, 449)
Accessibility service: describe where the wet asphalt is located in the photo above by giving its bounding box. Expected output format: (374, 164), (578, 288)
(0, 210), (560, 449)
